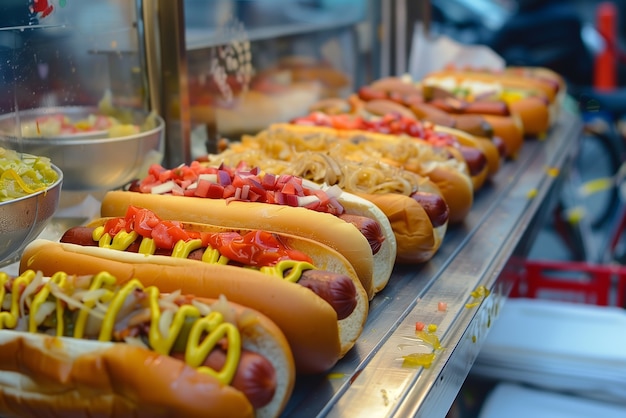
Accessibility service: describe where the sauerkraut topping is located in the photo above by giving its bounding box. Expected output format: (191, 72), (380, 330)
(0, 147), (59, 202)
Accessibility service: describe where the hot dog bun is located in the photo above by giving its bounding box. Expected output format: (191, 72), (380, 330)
(101, 189), (379, 299)
(20, 239), (357, 374)
(0, 332), (255, 418)
(249, 123), (473, 224)
(354, 191), (446, 264)
(340, 99), (496, 190)
(206, 146), (449, 266)
(0, 270), (297, 418)
(65, 210), (370, 347)
(481, 114), (525, 158)
(507, 96), (551, 137)
(422, 70), (555, 138)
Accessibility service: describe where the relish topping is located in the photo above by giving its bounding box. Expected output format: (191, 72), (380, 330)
(0, 147), (59, 202)
(132, 161), (345, 216)
(0, 270), (241, 385)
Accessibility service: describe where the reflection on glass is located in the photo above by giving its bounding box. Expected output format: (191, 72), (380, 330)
(0, 0), (145, 116)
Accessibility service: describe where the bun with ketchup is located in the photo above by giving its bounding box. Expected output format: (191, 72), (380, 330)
(0, 269), (295, 418)
(20, 203), (370, 373)
(100, 162), (396, 299)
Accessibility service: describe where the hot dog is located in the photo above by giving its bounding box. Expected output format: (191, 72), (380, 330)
(311, 94), (499, 186)
(59, 204), (368, 326)
(291, 109), (492, 188)
(20, 232), (365, 374)
(352, 78), (520, 159)
(308, 84), (508, 172)
(331, 103), (504, 187)
(503, 66), (566, 102)
(100, 163), (396, 299)
(421, 70), (555, 139)
(442, 65), (563, 104)
(0, 269), (296, 418)
(243, 119), (473, 223)
(205, 148), (450, 265)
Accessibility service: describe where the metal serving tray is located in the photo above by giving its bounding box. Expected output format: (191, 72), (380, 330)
(281, 108), (583, 417)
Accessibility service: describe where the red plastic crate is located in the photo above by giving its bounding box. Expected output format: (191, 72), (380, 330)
(510, 260), (626, 307)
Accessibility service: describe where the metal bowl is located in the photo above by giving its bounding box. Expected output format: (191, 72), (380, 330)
(0, 106), (165, 191)
(0, 164), (63, 267)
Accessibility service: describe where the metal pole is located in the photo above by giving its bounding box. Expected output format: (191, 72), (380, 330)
(141, 0), (192, 166)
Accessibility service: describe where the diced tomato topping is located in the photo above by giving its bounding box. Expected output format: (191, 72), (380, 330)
(134, 162), (344, 214)
(206, 230), (313, 266)
(261, 172), (276, 189)
(193, 179), (211, 198)
(290, 111), (462, 149)
(231, 175), (247, 190)
(103, 218), (126, 236)
(163, 221), (191, 243)
(280, 181), (297, 196)
(221, 184), (236, 198)
(150, 222), (176, 249)
(206, 183), (226, 199)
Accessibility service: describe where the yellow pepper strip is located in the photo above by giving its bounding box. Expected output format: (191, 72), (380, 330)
(0, 168), (46, 194)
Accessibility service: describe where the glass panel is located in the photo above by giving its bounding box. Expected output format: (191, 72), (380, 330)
(0, 1), (164, 197)
(182, 0), (371, 157)
(0, 0), (145, 115)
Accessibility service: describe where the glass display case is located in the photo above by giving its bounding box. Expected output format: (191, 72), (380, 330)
(0, 0), (149, 116)
(0, 1), (165, 205)
(0, 2), (586, 417)
(1, 1), (382, 166)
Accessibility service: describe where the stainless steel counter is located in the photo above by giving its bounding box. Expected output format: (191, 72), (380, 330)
(281, 108), (583, 417)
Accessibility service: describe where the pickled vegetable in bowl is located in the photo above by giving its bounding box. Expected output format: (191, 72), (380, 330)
(0, 104), (164, 191)
(0, 147), (60, 202)
(0, 147), (62, 266)
(19, 113), (140, 139)
(6, 91), (157, 141)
